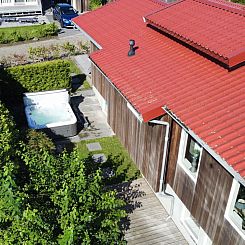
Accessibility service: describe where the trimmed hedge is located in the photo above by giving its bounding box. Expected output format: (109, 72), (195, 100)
(7, 59), (70, 92)
(0, 23), (59, 44)
(0, 59), (71, 106)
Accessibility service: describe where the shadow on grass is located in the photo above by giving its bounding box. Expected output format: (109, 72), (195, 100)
(83, 154), (144, 232)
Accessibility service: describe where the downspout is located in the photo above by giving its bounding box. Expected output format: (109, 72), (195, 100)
(149, 119), (174, 219)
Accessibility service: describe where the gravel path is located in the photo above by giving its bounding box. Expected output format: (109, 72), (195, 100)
(0, 30), (88, 58)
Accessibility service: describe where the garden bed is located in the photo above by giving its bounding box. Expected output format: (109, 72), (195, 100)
(0, 23), (59, 45)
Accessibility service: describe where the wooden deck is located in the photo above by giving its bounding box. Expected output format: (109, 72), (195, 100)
(123, 178), (187, 245)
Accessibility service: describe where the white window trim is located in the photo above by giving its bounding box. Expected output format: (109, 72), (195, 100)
(225, 178), (245, 240)
(177, 129), (203, 183)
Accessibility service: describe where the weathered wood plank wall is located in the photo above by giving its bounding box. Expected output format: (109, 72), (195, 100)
(167, 122), (244, 244)
(91, 63), (166, 191)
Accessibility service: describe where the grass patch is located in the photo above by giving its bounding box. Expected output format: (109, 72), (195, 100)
(76, 136), (140, 181)
(82, 80), (91, 90)
(0, 23), (59, 44)
(68, 59), (81, 74)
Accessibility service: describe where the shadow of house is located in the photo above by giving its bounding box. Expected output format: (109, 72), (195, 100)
(71, 73), (86, 93)
(0, 67), (27, 127)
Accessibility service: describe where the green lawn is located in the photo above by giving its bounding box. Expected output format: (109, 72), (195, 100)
(76, 136), (140, 181)
(68, 59), (81, 74)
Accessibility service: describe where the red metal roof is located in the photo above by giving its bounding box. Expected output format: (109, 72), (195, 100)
(73, 0), (245, 180)
(145, 0), (245, 67)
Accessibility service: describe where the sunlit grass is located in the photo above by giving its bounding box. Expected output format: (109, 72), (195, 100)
(76, 136), (140, 181)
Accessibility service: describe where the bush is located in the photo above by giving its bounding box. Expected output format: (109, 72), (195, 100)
(25, 130), (55, 154)
(0, 102), (18, 167)
(7, 59), (70, 91)
(0, 119), (127, 243)
(0, 23), (59, 44)
(89, 0), (102, 10)
(0, 60), (71, 106)
(231, 0), (245, 3)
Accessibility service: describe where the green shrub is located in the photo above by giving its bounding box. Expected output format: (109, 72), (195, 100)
(89, 0), (102, 10)
(0, 102), (18, 166)
(25, 130), (55, 154)
(6, 59), (70, 92)
(0, 23), (59, 44)
(0, 60), (71, 106)
(231, 0), (245, 3)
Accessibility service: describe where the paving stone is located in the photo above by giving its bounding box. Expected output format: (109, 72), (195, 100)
(92, 153), (107, 163)
(86, 142), (102, 151)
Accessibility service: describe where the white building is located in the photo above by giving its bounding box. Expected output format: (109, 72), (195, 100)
(0, 0), (42, 16)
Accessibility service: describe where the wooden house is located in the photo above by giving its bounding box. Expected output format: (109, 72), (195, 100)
(73, 0), (245, 244)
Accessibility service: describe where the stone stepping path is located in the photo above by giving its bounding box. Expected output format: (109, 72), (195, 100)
(86, 142), (102, 151)
(92, 153), (107, 163)
(86, 142), (107, 163)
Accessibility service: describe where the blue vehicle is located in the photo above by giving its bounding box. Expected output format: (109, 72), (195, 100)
(52, 3), (79, 28)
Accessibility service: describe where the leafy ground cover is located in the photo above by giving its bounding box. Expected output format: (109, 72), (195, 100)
(76, 136), (140, 182)
(0, 103), (129, 244)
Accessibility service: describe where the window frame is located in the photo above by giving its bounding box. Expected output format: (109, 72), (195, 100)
(177, 129), (203, 182)
(225, 178), (245, 240)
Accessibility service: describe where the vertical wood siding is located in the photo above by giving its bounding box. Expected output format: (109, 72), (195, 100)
(91, 64), (166, 191)
(165, 119), (181, 186)
(167, 122), (244, 244)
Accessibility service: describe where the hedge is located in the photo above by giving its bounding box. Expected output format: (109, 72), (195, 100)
(7, 59), (70, 91)
(0, 102), (18, 166)
(0, 23), (59, 44)
(0, 59), (71, 105)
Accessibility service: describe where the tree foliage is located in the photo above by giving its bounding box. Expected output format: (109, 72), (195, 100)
(0, 102), (126, 244)
(231, 0), (245, 4)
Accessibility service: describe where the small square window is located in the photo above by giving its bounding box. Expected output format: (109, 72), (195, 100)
(177, 130), (202, 182)
(233, 185), (245, 230)
(184, 135), (201, 173)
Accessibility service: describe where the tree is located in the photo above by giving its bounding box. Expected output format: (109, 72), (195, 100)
(0, 103), (126, 244)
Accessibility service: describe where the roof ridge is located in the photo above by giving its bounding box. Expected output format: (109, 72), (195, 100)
(148, 0), (170, 6)
(145, 0), (185, 18)
(194, 0), (245, 16)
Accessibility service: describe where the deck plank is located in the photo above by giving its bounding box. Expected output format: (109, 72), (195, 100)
(123, 178), (187, 244)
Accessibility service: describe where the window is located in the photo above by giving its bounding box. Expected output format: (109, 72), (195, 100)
(178, 130), (202, 181)
(225, 179), (245, 239)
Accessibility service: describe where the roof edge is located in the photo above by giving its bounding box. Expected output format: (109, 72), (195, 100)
(72, 20), (103, 49)
(142, 106), (165, 122)
(195, 0), (245, 16)
(228, 48), (245, 67)
(144, 20), (244, 68)
(163, 106), (245, 187)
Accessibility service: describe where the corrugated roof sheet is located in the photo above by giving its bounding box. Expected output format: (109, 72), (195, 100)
(145, 0), (245, 67)
(73, 0), (245, 180)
